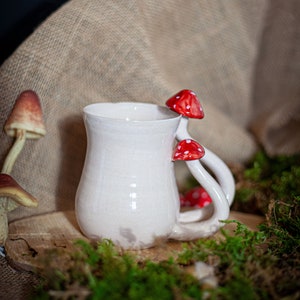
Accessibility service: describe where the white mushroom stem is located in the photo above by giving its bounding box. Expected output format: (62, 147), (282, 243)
(176, 117), (235, 206)
(2, 129), (26, 174)
(0, 129), (26, 246)
(0, 212), (8, 246)
(0, 129), (27, 221)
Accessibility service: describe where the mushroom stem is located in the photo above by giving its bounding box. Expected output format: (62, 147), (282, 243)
(1, 127), (26, 247)
(0, 194), (14, 247)
(0, 212), (8, 246)
(2, 129), (26, 174)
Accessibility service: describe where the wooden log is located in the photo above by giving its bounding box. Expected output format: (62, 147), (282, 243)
(6, 210), (264, 272)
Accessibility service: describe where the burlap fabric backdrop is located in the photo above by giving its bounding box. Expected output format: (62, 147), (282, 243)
(0, 0), (299, 223)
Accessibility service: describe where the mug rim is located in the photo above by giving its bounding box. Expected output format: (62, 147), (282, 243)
(83, 102), (181, 123)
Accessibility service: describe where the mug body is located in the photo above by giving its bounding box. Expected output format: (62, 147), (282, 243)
(75, 102), (181, 249)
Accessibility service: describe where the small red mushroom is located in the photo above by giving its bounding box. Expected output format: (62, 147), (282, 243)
(181, 186), (212, 208)
(173, 139), (205, 161)
(166, 89), (204, 119)
(167, 90), (206, 162)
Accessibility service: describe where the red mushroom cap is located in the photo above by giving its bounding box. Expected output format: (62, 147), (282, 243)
(0, 173), (38, 207)
(173, 139), (205, 161)
(5, 90), (46, 139)
(166, 89), (204, 119)
(181, 186), (212, 208)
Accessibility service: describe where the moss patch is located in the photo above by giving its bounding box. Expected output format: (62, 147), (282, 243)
(32, 151), (300, 299)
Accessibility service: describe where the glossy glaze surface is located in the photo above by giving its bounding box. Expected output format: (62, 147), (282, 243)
(173, 139), (205, 161)
(76, 102), (233, 249)
(166, 89), (204, 119)
(76, 103), (181, 249)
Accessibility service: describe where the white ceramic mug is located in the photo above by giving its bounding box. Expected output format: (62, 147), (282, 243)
(75, 102), (235, 249)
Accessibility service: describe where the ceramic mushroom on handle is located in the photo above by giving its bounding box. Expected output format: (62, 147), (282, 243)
(166, 90), (235, 239)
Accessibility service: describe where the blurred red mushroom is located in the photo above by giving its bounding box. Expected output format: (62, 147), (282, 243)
(182, 186), (212, 208)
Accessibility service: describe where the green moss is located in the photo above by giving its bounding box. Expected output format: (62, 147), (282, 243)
(244, 151), (300, 200)
(234, 187), (257, 203)
(177, 221), (271, 300)
(242, 151), (300, 258)
(33, 151), (300, 299)
(34, 239), (203, 300)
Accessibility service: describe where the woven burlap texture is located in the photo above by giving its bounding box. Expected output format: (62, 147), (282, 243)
(0, 0), (299, 222)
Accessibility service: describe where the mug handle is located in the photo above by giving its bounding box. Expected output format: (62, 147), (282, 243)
(169, 118), (235, 240)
